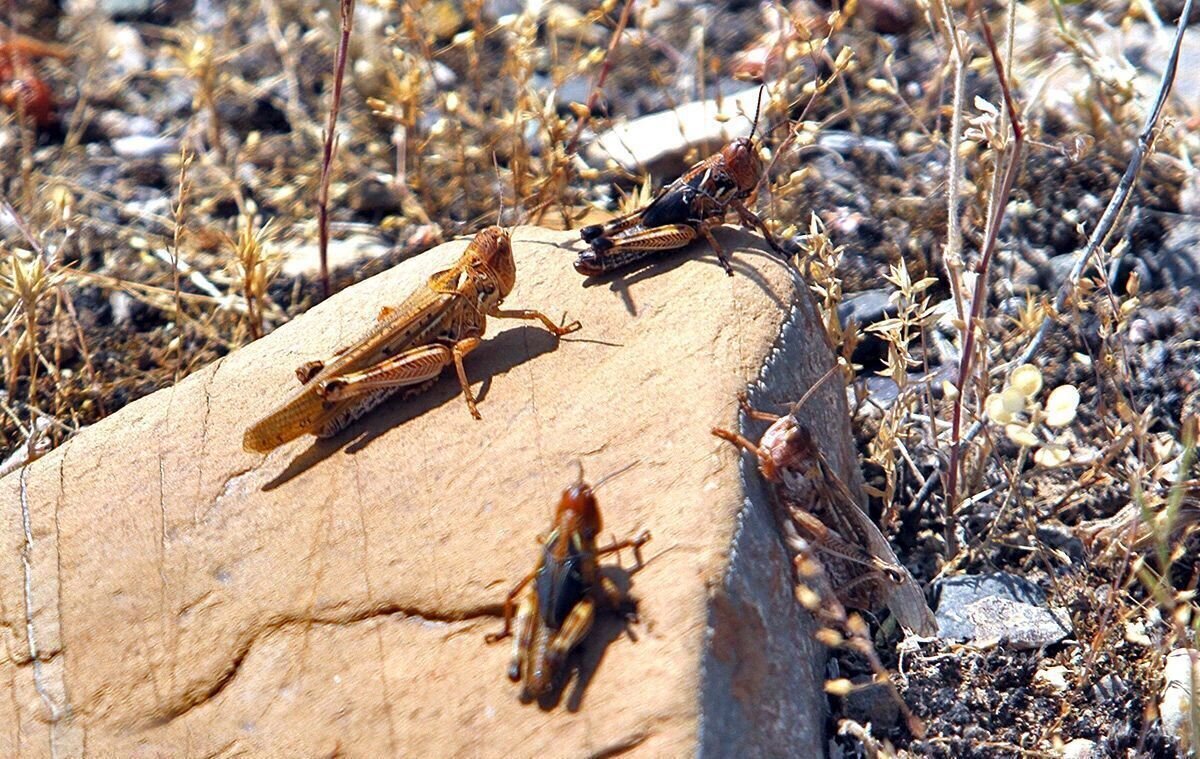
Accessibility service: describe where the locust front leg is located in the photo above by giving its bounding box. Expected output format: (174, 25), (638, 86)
(595, 530), (652, 566)
(712, 426), (779, 480)
(697, 223), (736, 276)
(732, 200), (788, 258)
(489, 308), (582, 337)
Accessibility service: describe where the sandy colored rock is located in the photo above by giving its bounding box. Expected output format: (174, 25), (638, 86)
(0, 226), (859, 756)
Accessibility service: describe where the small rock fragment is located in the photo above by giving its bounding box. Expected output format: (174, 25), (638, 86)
(933, 573), (1072, 649)
(1062, 738), (1100, 759)
(1034, 664), (1069, 692)
(1161, 648), (1199, 752)
(111, 135), (178, 159)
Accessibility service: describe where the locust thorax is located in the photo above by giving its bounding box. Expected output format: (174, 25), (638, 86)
(555, 481), (602, 544)
(760, 415), (817, 476)
(722, 136), (764, 194)
(469, 225), (517, 299)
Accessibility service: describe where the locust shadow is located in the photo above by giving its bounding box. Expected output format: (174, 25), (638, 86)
(572, 227), (792, 317)
(527, 562), (645, 713)
(261, 324), (564, 490)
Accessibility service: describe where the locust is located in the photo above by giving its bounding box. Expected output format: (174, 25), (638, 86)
(713, 400), (937, 636)
(0, 28), (69, 127)
(575, 94), (786, 277)
(485, 468), (650, 700)
(242, 226), (580, 452)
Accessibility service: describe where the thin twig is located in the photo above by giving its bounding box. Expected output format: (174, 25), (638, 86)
(914, 0), (1193, 516)
(316, 0), (356, 299)
(943, 3), (1025, 530)
(535, 0), (635, 225)
(563, 0), (635, 160)
(1014, 0), (1192, 367)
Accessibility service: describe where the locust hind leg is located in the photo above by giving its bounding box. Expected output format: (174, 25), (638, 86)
(545, 597), (596, 678)
(317, 343), (455, 402)
(575, 224), (699, 275)
(506, 584), (538, 683)
(580, 207), (647, 243)
(296, 360), (324, 384)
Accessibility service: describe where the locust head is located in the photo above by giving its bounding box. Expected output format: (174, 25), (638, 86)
(468, 225), (517, 299)
(757, 415), (818, 481)
(722, 136), (765, 195)
(554, 477), (602, 545)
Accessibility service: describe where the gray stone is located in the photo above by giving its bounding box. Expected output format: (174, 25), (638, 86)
(933, 573), (1072, 649)
(1160, 648), (1199, 751)
(1062, 738), (1100, 759)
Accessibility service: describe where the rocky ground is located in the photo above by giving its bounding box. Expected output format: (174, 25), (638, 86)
(2, 0), (1200, 756)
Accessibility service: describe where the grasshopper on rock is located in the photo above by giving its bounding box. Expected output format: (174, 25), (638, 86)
(243, 226), (580, 452)
(713, 403), (937, 636)
(486, 470), (650, 700)
(575, 98), (785, 277)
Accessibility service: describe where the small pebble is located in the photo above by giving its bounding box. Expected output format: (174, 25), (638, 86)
(111, 135), (178, 159)
(1062, 738), (1099, 759)
(933, 573), (1072, 649)
(1160, 648), (1199, 751)
(1034, 664), (1069, 692)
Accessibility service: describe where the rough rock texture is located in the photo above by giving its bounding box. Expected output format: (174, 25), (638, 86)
(0, 226), (858, 757)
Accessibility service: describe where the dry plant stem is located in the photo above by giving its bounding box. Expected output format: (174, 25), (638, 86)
(170, 149), (191, 382)
(1013, 0), (1192, 369)
(906, 0), (1199, 517)
(564, 0), (634, 158)
(316, 0), (356, 300)
(539, 0), (635, 225)
(944, 4), (1025, 535)
(931, 0), (969, 324)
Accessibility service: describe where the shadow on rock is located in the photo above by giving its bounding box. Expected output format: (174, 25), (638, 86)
(262, 324), (566, 490)
(528, 564), (644, 713)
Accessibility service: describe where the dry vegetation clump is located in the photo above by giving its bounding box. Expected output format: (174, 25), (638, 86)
(2, 0), (1200, 754)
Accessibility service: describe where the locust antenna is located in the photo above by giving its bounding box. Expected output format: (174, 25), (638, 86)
(492, 151), (508, 230)
(593, 460), (640, 491)
(749, 83), (765, 142)
(787, 364), (843, 420)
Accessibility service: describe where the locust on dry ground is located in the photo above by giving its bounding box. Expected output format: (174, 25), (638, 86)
(243, 226), (580, 452)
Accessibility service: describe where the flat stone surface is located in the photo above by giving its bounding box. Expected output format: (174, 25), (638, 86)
(934, 573), (1072, 649)
(0, 226), (856, 756)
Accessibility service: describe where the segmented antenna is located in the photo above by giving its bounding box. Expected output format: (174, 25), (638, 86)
(593, 460), (640, 491)
(750, 83), (766, 140)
